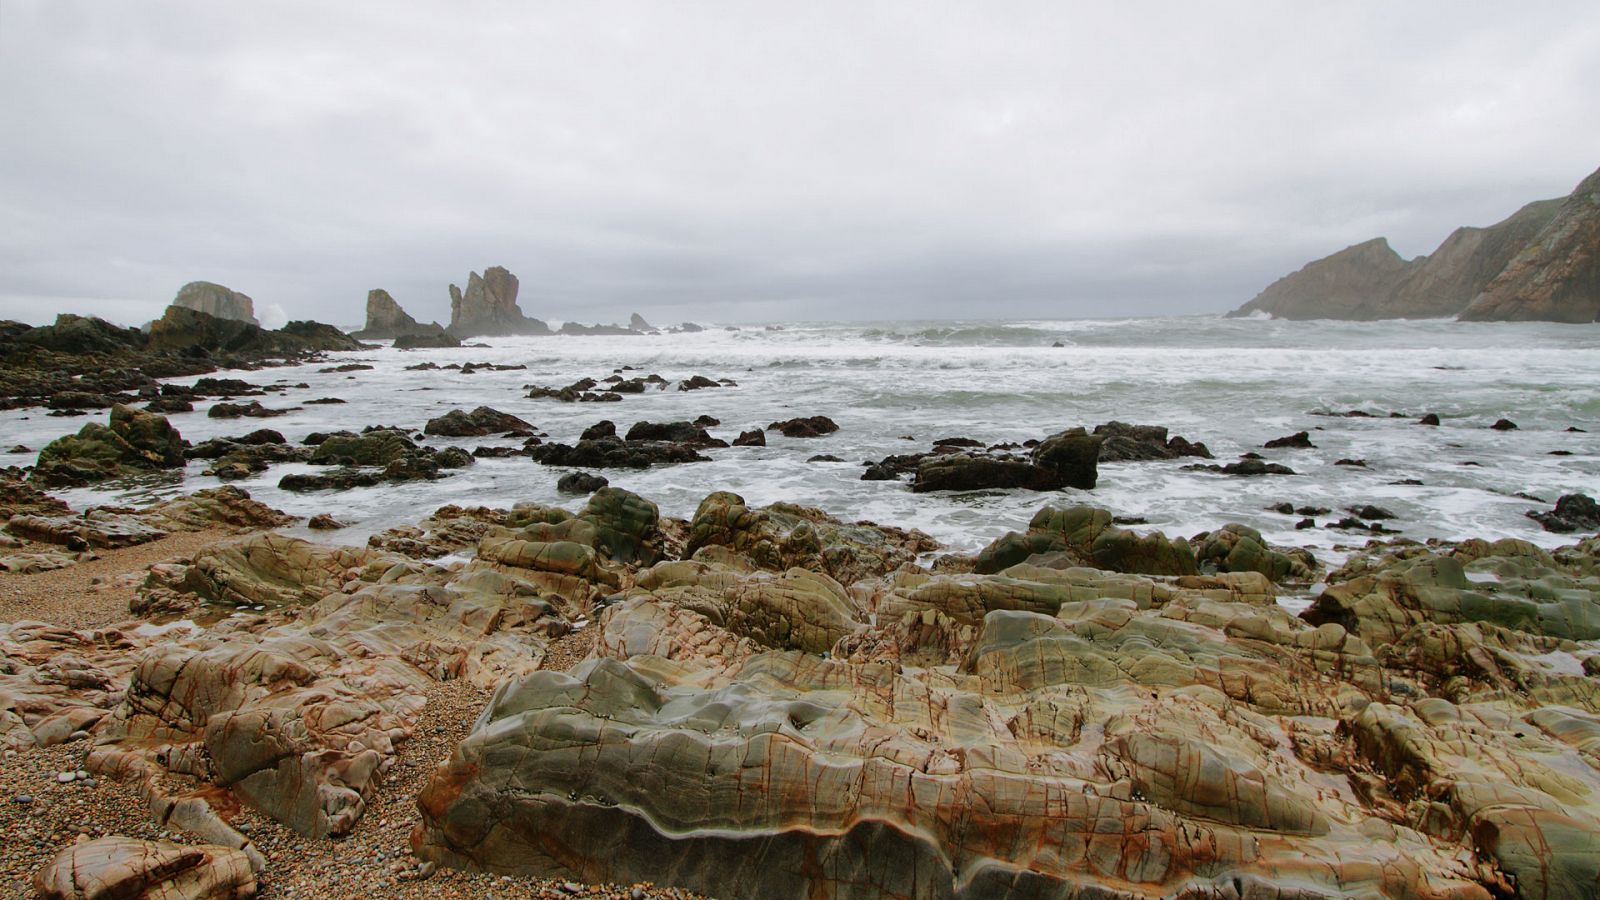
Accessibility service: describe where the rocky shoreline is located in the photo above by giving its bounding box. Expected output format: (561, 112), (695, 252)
(2, 446), (1598, 898)
(3, 290), (1598, 898)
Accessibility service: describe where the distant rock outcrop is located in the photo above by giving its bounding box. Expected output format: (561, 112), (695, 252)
(149, 306), (362, 355)
(446, 266), (551, 337)
(1388, 199), (1563, 318)
(1461, 166), (1600, 323)
(628, 313), (656, 333)
(558, 321), (644, 336)
(1230, 167), (1596, 321)
(1230, 238), (1419, 320)
(172, 281), (260, 325)
(352, 289), (447, 340)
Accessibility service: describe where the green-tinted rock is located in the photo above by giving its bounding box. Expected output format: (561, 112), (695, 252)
(32, 404), (185, 486)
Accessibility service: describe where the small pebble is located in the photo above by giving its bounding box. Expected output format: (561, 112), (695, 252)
(56, 771), (75, 783)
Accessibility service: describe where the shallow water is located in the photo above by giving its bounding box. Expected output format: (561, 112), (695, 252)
(4, 316), (1596, 562)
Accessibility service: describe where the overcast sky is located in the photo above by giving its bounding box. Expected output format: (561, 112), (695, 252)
(2, 2), (1597, 327)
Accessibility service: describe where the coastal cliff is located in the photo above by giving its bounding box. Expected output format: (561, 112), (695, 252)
(1231, 165), (1596, 322)
(1461, 165), (1600, 323)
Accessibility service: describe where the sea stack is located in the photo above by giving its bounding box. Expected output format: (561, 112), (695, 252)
(172, 281), (260, 325)
(446, 266), (552, 337)
(352, 289), (448, 340)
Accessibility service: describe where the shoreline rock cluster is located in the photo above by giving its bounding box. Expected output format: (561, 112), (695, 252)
(2, 465), (1598, 896)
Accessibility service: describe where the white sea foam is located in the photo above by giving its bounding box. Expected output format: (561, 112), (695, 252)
(2, 317), (1595, 557)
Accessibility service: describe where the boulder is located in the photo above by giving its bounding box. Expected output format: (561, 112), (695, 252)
(529, 438), (709, 469)
(34, 835), (257, 899)
(1528, 493), (1600, 534)
(556, 471), (609, 495)
(911, 454), (1062, 493)
(975, 505), (1198, 577)
(767, 415), (838, 438)
(623, 421), (723, 447)
(1031, 427), (1101, 489)
(1264, 431), (1315, 449)
(32, 404), (186, 486)
(424, 406), (533, 437)
(684, 491), (934, 585)
(1092, 421), (1211, 461)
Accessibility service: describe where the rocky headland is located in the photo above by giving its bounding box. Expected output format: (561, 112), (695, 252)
(0, 300), (363, 414)
(1231, 163), (1599, 322)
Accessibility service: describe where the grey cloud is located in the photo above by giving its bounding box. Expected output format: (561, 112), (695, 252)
(2, 1), (1597, 326)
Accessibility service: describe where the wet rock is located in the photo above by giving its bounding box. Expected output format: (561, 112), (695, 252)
(732, 429), (765, 447)
(1030, 427), (1101, 489)
(975, 505), (1198, 577)
(912, 453), (1063, 493)
(1527, 493), (1600, 534)
(424, 406), (533, 437)
(1307, 541), (1600, 644)
(1418, 413), (1440, 426)
(677, 375), (720, 391)
(580, 421), (617, 441)
(208, 401), (290, 419)
(557, 472), (610, 495)
(685, 491), (935, 585)
(32, 404), (186, 487)
(307, 513), (345, 530)
(1348, 504), (1398, 520)
(144, 397), (195, 413)
(624, 421), (725, 448)
(1185, 459), (1297, 476)
(1191, 523), (1318, 581)
(1491, 418), (1518, 431)
(1264, 431), (1315, 449)
(529, 438), (710, 470)
(767, 416), (839, 438)
(1092, 421), (1211, 461)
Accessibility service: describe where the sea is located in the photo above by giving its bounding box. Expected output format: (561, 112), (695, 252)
(5, 316), (1597, 571)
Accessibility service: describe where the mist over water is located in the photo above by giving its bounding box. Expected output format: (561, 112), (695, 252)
(5, 316), (1596, 565)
